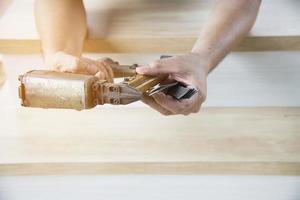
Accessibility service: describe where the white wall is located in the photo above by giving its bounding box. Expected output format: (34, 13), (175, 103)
(0, 175), (300, 200)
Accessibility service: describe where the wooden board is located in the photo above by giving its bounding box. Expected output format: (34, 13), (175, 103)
(0, 0), (300, 53)
(0, 107), (299, 175)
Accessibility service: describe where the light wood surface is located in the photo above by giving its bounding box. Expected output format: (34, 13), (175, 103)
(0, 107), (299, 175)
(0, 0), (300, 53)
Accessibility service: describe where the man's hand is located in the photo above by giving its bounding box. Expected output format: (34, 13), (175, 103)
(46, 51), (114, 82)
(136, 53), (208, 116)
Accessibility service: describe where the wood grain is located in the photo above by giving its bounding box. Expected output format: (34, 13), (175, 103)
(2, 37), (300, 54)
(1, 162), (300, 176)
(0, 0), (299, 53)
(0, 107), (299, 175)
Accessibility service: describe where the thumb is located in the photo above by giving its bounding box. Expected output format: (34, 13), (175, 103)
(136, 58), (178, 76)
(136, 64), (157, 75)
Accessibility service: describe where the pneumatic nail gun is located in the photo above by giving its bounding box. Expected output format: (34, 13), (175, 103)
(18, 56), (197, 110)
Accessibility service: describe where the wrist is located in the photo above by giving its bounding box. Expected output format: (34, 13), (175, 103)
(43, 51), (78, 70)
(187, 51), (212, 76)
(43, 51), (63, 68)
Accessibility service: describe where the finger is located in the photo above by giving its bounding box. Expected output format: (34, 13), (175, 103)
(80, 58), (99, 75)
(81, 58), (112, 82)
(98, 57), (114, 64)
(98, 57), (116, 80)
(99, 60), (114, 83)
(141, 94), (173, 116)
(179, 99), (199, 115)
(104, 65), (114, 82)
(152, 92), (191, 114)
(191, 93), (204, 113)
(95, 71), (105, 80)
(180, 93), (203, 114)
(136, 56), (181, 76)
(51, 52), (78, 73)
(55, 58), (79, 73)
(104, 63), (114, 81)
(95, 62), (109, 81)
(159, 76), (175, 85)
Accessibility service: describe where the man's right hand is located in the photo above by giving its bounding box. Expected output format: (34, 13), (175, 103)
(45, 51), (114, 82)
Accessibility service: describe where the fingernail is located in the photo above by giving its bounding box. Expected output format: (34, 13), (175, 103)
(136, 66), (148, 74)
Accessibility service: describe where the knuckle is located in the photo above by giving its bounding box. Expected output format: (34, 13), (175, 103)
(64, 67), (77, 73)
(192, 106), (201, 113)
(142, 99), (150, 105)
(163, 112), (170, 116)
(181, 112), (191, 116)
(68, 57), (79, 67)
(197, 91), (206, 102)
(192, 109), (198, 114)
(101, 57), (111, 62)
(177, 101), (190, 113)
(182, 101), (190, 109)
(64, 60), (80, 73)
(151, 61), (161, 69)
(178, 107), (190, 115)
(59, 67), (69, 73)
(161, 110), (171, 116)
(201, 94), (207, 102)
(178, 107), (186, 113)
(51, 65), (60, 71)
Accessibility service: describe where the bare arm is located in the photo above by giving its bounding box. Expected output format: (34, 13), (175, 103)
(35, 0), (87, 64)
(137, 0), (262, 115)
(34, 0), (113, 81)
(192, 0), (262, 74)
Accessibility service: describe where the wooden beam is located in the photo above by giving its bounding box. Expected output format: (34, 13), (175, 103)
(0, 107), (299, 175)
(1, 36), (300, 54)
(1, 162), (300, 176)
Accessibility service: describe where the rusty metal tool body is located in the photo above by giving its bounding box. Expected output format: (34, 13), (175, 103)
(18, 59), (168, 110)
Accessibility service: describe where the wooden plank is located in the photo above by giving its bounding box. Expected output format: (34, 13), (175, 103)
(2, 36), (300, 54)
(0, 107), (299, 175)
(1, 162), (300, 176)
(0, 0), (299, 53)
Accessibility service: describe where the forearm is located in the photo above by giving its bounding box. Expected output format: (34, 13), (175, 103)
(192, 0), (261, 74)
(34, 0), (87, 65)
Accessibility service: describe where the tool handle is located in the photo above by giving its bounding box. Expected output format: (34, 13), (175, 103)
(109, 55), (170, 78)
(110, 64), (137, 78)
(101, 58), (137, 78)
